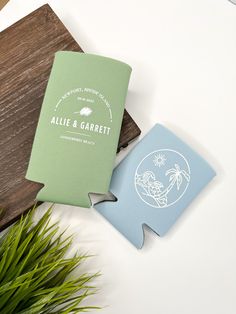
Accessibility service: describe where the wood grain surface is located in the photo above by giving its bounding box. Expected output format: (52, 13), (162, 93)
(0, 4), (141, 230)
(0, 0), (10, 10)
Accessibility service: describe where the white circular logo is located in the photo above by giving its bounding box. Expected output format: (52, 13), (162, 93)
(134, 149), (191, 208)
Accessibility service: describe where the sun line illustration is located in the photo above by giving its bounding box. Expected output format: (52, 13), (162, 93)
(153, 154), (166, 167)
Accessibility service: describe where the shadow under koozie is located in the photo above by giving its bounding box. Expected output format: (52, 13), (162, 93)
(26, 52), (132, 207)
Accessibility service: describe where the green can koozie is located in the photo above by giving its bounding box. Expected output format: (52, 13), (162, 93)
(26, 52), (132, 207)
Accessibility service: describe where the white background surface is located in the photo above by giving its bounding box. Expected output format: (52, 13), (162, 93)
(1, 1), (236, 313)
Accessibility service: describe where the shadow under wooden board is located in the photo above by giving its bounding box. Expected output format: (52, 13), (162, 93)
(0, 4), (141, 230)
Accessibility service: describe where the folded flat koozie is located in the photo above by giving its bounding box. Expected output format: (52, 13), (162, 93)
(26, 52), (132, 207)
(95, 124), (216, 248)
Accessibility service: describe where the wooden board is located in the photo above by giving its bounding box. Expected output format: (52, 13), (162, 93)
(0, 4), (141, 230)
(0, 0), (10, 10)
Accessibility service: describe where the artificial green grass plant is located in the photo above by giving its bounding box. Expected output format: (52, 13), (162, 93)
(0, 206), (100, 313)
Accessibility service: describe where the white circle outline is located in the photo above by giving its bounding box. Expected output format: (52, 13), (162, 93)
(134, 149), (191, 208)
